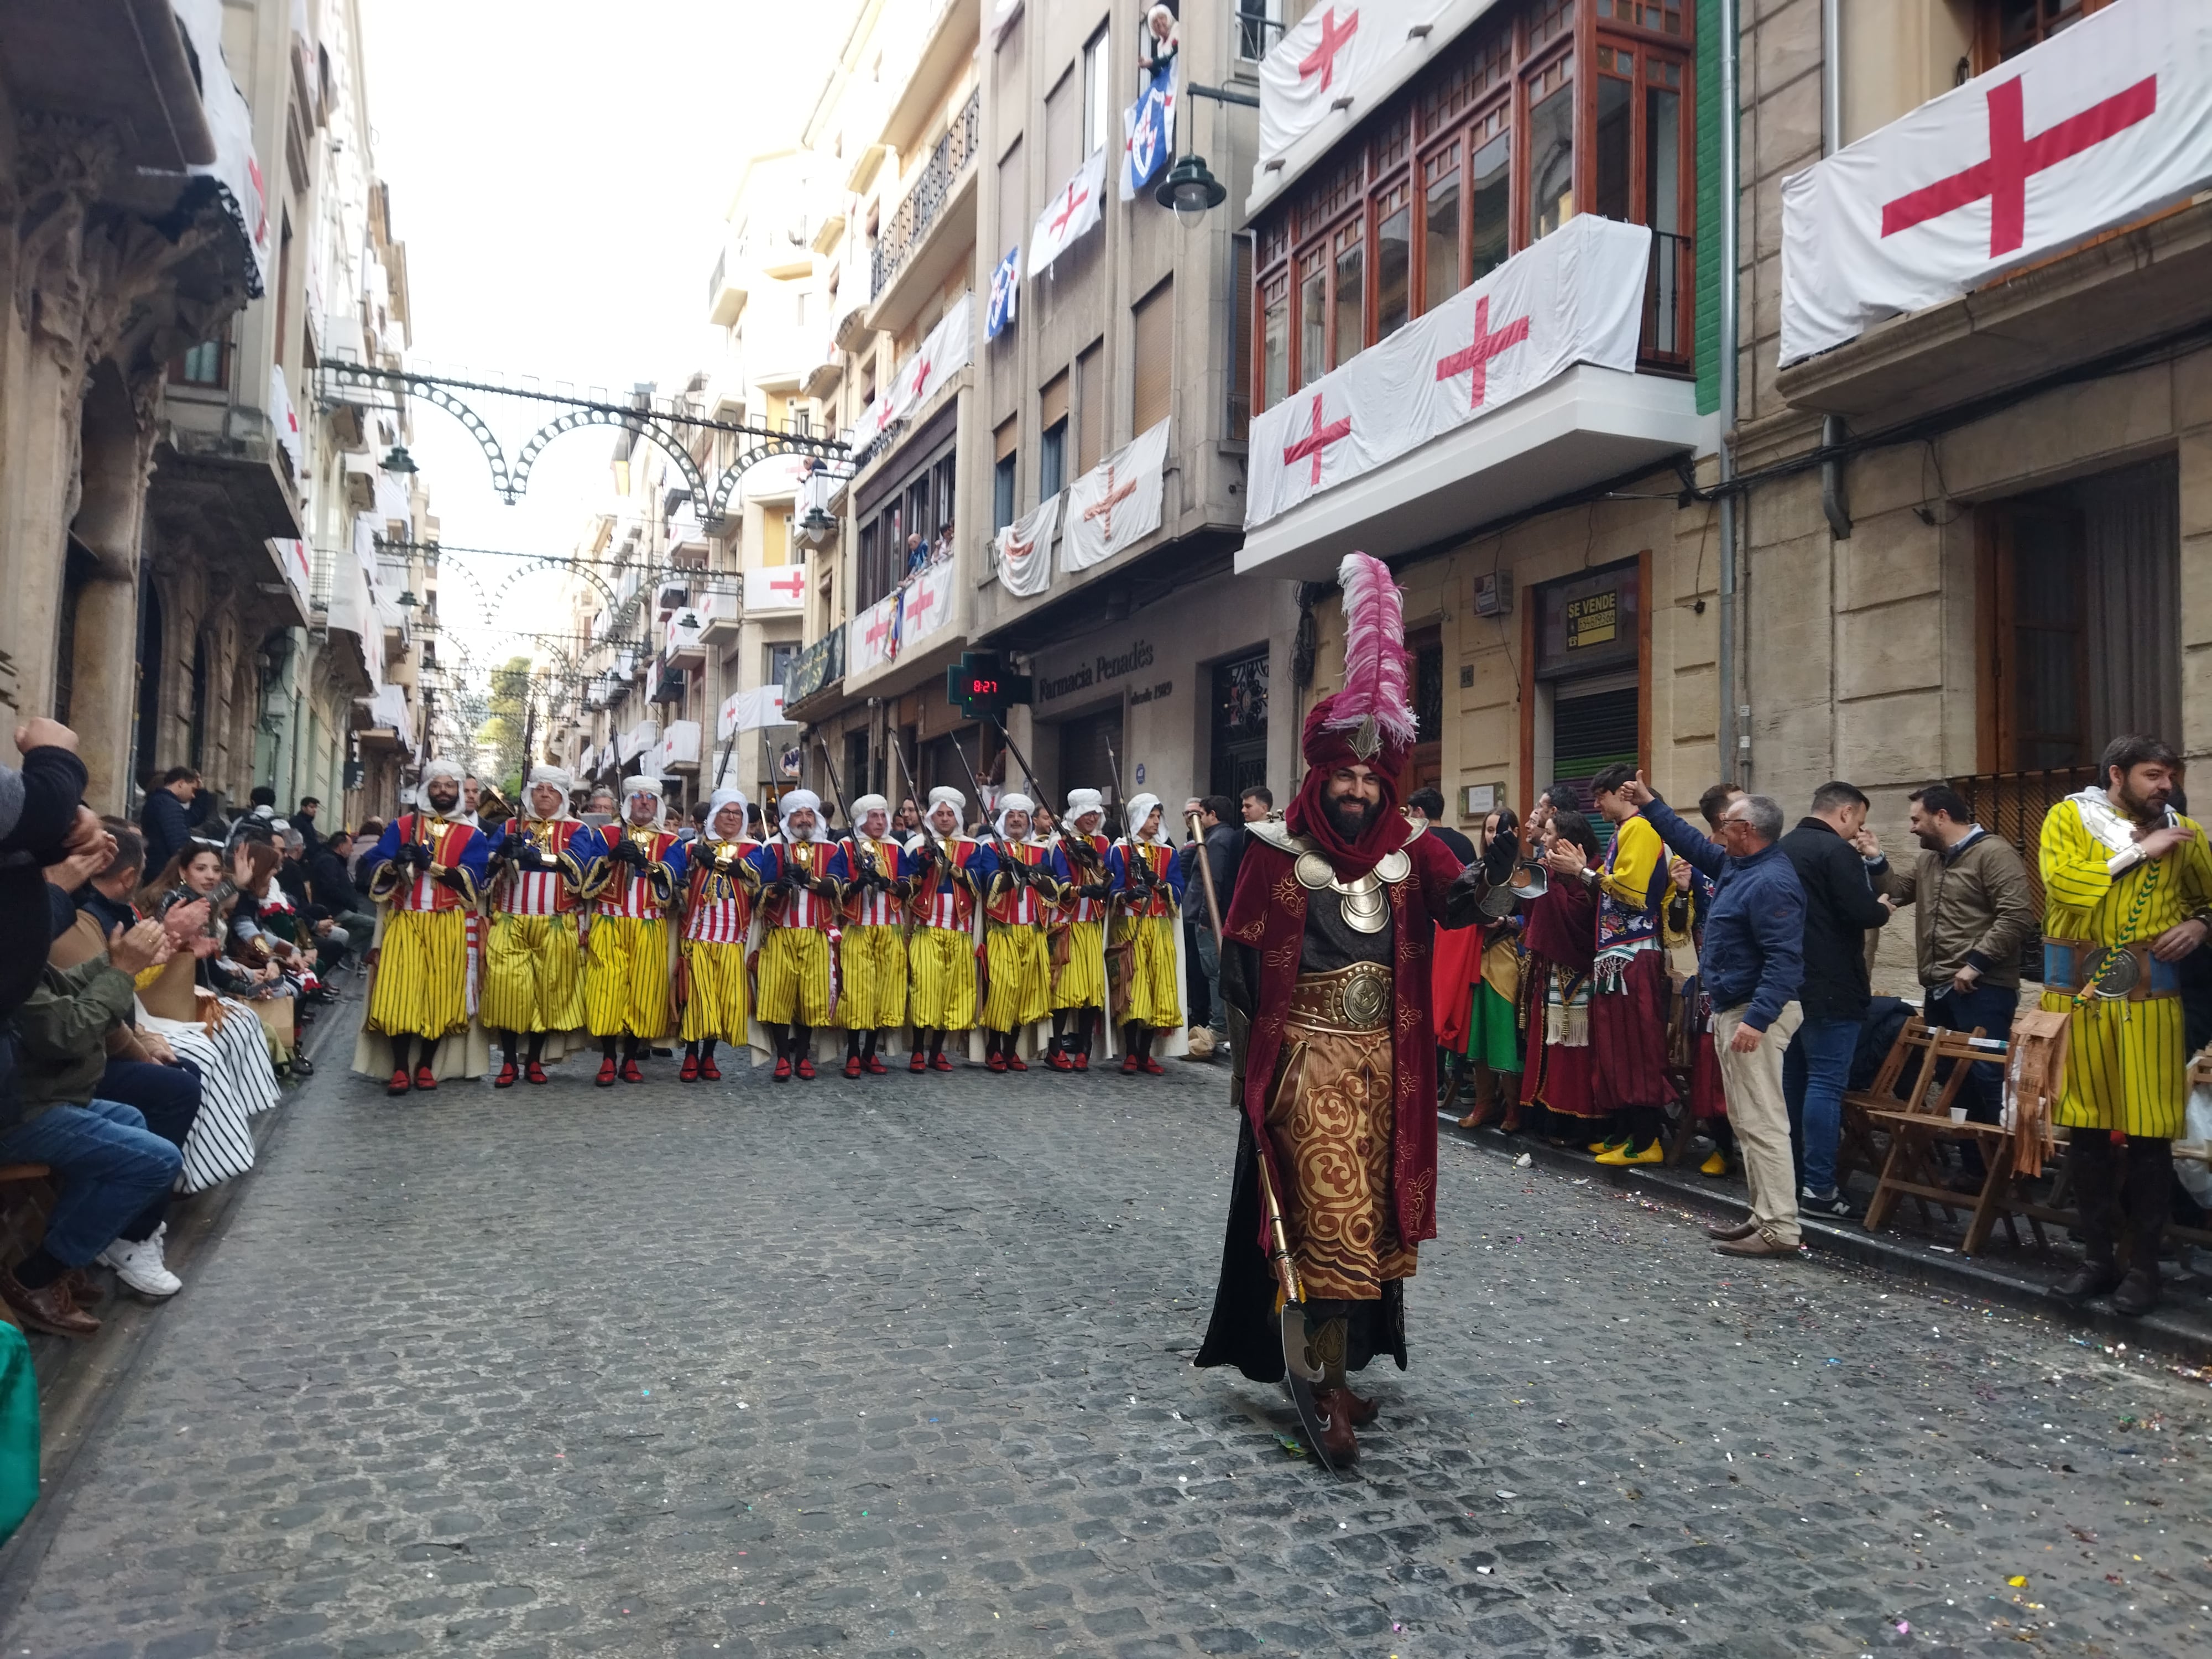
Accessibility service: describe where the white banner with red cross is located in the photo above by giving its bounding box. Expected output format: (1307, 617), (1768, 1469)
(993, 491), (1060, 598)
(1243, 215), (1650, 531)
(749, 564), (807, 613)
(861, 293), (974, 442)
(851, 589), (901, 676)
(900, 558), (958, 650)
(1027, 149), (1107, 280)
(1780, 0), (2212, 367)
(1062, 419), (1171, 573)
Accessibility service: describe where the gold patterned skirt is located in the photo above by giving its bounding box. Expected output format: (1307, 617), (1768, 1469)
(1262, 967), (1417, 1301)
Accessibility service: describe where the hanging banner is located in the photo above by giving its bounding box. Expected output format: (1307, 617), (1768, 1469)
(171, 0), (270, 295)
(749, 565), (807, 612)
(1121, 60), (1178, 203)
(1243, 215), (1649, 531)
(851, 589), (902, 676)
(1028, 149), (1107, 280)
(863, 293), (974, 441)
(987, 246), (1020, 340)
(900, 558), (958, 650)
(268, 363), (303, 476)
(1062, 419), (1171, 572)
(1779, 0), (2212, 366)
(994, 492), (1061, 598)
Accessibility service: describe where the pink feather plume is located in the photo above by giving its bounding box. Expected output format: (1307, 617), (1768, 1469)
(1325, 552), (1418, 749)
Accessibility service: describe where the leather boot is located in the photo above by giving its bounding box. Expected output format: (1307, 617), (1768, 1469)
(2114, 1136), (2172, 1316)
(2056, 1130), (2122, 1303)
(1314, 1387), (1361, 1465)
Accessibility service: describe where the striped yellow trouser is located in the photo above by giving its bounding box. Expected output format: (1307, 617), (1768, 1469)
(1051, 919), (1105, 1011)
(2043, 990), (2188, 1139)
(680, 938), (749, 1045)
(755, 928), (833, 1026)
(583, 917), (671, 1039)
(907, 925), (976, 1030)
(368, 907), (471, 1039)
(841, 924), (907, 1030)
(983, 924), (1050, 1030)
(482, 913), (585, 1034)
(1115, 915), (1181, 1029)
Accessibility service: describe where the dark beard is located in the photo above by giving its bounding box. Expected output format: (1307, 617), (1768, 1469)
(2117, 779), (2171, 826)
(1322, 794), (1374, 843)
(426, 791), (460, 816)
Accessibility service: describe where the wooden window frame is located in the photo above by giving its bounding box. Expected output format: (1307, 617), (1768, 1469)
(1971, 0), (2113, 74)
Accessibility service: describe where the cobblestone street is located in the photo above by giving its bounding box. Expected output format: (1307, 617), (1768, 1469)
(2, 1017), (2207, 1658)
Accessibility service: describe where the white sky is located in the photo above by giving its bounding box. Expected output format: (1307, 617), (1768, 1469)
(356, 1), (843, 681)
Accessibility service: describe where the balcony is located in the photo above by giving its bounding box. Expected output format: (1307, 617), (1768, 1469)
(706, 247), (747, 327)
(866, 87), (979, 338)
(782, 625), (846, 718)
(880, 0), (981, 155)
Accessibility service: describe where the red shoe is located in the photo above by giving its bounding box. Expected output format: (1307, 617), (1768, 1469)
(494, 1062), (519, 1089)
(526, 1062), (549, 1085)
(679, 1053), (700, 1082)
(843, 1054), (863, 1078)
(595, 1057), (618, 1088)
(865, 1053), (887, 1075)
(987, 1050), (1008, 1073)
(1006, 1053), (1027, 1072)
(387, 1068), (411, 1096)
(909, 1051), (928, 1073)
(1142, 1057), (1165, 1075)
(414, 1066), (439, 1091)
(1046, 1048), (1073, 1072)
(931, 1052), (953, 1072)
(698, 1057), (721, 1081)
(1073, 1050), (1089, 1072)
(795, 1057), (816, 1081)
(1120, 1052), (1139, 1075)
(620, 1058), (644, 1084)
(773, 1056), (792, 1081)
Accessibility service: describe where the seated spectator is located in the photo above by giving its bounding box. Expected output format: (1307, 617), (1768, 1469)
(276, 828), (314, 908)
(1, 717), (99, 1023)
(134, 844), (284, 1128)
(0, 914), (183, 1334)
(310, 830), (378, 954)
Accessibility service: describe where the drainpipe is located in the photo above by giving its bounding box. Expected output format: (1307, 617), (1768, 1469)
(1821, 0), (1843, 154)
(1717, 0), (1743, 787)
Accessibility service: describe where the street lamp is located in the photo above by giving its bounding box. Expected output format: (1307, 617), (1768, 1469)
(801, 505), (835, 543)
(380, 443), (419, 474)
(1155, 81), (1258, 226)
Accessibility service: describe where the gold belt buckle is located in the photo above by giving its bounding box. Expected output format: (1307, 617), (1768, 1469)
(1340, 963), (1390, 1027)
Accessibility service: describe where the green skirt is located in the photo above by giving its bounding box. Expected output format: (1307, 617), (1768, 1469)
(1465, 981), (1522, 1073)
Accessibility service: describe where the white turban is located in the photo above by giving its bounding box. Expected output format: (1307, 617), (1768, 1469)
(527, 765), (574, 820)
(1125, 791), (1165, 843)
(622, 775), (667, 828)
(414, 758), (465, 813)
(779, 787), (828, 843)
(1066, 787), (1102, 817)
(705, 786), (749, 843)
(925, 786), (966, 827)
(994, 791), (1035, 841)
(852, 791), (889, 818)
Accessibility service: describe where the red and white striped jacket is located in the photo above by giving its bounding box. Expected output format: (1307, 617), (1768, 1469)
(594, 828), (683, 920)
(683, 841), (758, 944)
(986, 840), (1058, 927)
(750, 839), (839, 930)
(833, 835), (907, 928)
(494, 818), (600, 917)
(907, 835), (983, 932)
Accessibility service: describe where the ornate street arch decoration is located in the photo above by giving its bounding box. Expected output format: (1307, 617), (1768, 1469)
(321, 363), (518, 498)
(512, 409), (707, 507)
(703, 439), (848, 525)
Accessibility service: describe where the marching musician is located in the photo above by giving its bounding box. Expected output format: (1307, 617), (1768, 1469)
(749, 790), (842, 1081)
(827, 793), (910, 1077)
(361, 758), (493, 1095)
(904, 786), (987, 1072)
(1109, 791), (1186, 1076)
(1046, 788), (1114, 1071)
(584, 775), (686, 1086)
(484, 766), (604, 1088)
(679, 787), (759, 1082)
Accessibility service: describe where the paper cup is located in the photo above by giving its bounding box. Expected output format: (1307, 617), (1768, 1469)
(1948, 1107), (1968, 1124)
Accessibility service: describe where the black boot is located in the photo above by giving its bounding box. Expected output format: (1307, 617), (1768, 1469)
(2056, 1130), (2124, 1303)
(2114, 1136), (2173, 1316)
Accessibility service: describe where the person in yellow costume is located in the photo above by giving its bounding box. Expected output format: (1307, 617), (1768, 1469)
(2038, 733), (2212, 1317)
(483, 766), (604, 1088)
(583, 775), (687, 1087)
(1108, 792), (1187, 1075)
(361, 758), (492, 1095)
(978, 792), (1057, 1071)
(827, 792), (910, 1077)
(677, 787), (758, 1082)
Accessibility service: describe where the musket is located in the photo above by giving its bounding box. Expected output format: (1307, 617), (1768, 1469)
(813, 734), (877, 882)
(1102, 735), (1157, 910)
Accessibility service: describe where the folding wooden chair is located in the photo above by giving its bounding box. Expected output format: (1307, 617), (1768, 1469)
(1862, 1026), (2051, 1254)
(1835, 1015), (1923, 1191)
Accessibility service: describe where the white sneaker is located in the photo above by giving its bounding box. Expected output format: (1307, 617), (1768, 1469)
(97, 1235), (182, 1298)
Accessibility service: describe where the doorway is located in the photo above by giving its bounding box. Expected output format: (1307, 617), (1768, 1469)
(1207, 649), (1271, 800)
(1056, 705), (1125, 813)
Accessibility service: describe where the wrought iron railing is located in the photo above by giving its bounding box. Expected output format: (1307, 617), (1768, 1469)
(870, 87), (981, 297)
(1947, 765), (2099, 982)
(783, 625), (846, 708)
(1639, 229), (1694, 369)
(1237, 4), (1286, 60)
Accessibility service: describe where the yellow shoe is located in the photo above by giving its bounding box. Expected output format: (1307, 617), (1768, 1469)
(1700, 1151), (1728, 1177)
(1597, 1141), (1665, 1167)
(1588, 1136), (1626, 1155)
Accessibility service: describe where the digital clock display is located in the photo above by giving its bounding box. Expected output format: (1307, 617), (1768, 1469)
(966, 677), (1000, 696)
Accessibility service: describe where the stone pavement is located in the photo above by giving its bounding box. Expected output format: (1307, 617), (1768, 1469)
(1, 1018), (2207, 1658)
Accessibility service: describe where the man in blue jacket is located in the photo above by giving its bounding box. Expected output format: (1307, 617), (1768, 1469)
(1624, 773), (1808, 1258)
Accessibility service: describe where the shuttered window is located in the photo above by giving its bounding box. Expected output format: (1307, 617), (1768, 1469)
(1076, 340), (1105, 473)
(1040, 369), (1070, 431)
(996, 138), (1025, 259)
(1133, 278), (1173, 436)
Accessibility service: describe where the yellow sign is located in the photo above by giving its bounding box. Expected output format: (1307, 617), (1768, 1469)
(1565, 590), (1618, 649)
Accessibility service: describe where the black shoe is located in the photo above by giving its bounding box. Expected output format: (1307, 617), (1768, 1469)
(2112, 1264), (2159, 1317)
(1799, 1185), (1861, 1221)
(2052, 1259), (2122, 1305)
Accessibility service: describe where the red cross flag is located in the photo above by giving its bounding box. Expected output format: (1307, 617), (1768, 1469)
(1257, 0), (1413, 182)
(1781, 0), (2212, 365)
(1243, 215), (1650, 531)
(1027, 150), (1107, 280)
(755, 566), (807, 610)
(851, 589), (901, 676)
(993, 493), (1062, 599)
(1062, 419), (1172, 573)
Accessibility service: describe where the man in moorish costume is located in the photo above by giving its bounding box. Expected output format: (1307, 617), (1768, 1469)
(1047, 788), (1114, 1070)
(827, 793), (910, 1077)
(677, 787), (758, 1081)
(1197, 554), (1499, 1469)
(749, 789), (841, 1081)
(979, 792), (1055, 1072)
(2039, 733), (2212, 1317)
(360, 758), (494, 1095)
(484, 766), (604, 1088)
(904, 786), (987, 1071)
(1108, 792), (1186, 1074)
(584, 775), (687, 1086)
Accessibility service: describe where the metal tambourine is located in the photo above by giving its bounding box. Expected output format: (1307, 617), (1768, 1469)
(2080, 944), (2141, 1000)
